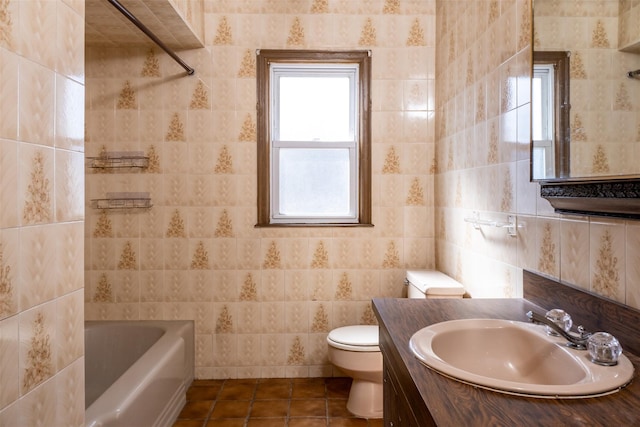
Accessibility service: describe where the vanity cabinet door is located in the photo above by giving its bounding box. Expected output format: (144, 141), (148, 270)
(383, 360), (421, 427)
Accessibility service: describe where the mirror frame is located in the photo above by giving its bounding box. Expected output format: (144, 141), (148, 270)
(539, 176), (640, 219)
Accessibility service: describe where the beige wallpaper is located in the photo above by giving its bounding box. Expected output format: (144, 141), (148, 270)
(84, 0), (437, 379)
(0, 0), (85, 426)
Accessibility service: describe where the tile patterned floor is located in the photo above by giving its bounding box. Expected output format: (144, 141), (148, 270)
(172, 377), (384, 427)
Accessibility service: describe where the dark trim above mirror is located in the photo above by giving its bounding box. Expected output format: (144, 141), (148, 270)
(539, 176), (640, 219)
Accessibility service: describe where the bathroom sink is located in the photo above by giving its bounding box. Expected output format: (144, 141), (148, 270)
(409, 318), (634, 398)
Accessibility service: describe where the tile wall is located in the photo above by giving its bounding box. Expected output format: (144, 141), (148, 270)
(435, 0), (532, 297)
(0, 0), (85, 426)
(1, 3), (638, 425)
(2, 2), (635, 423)
(84, 0), (438, 379)
(435, 0), (640, 311)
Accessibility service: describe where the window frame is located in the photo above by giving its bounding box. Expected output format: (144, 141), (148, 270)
(531, 51), (571, 180)
(532, 64), (556, 179)
(256, 50), (372, 227)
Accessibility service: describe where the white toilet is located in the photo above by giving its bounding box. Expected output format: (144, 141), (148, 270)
(404, 269), (467, 299)
(326, 325), (382, 418)
(327, 270), (465, 419)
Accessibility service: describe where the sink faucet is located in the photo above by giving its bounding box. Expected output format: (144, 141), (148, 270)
(526, 310), (591, 350)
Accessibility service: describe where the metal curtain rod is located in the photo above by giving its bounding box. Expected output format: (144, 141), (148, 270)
(107, 0), (195, 75)
(628, 69), (640, 79)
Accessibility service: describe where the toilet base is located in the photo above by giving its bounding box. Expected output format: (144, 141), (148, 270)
(346, 379), (383, 419)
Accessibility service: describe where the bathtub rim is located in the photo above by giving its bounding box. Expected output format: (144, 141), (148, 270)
(84, 320), (194, 427)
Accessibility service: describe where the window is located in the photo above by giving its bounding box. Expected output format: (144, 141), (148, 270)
(532, 64), (555, 179)
(256, 50), (372, 226)
(532, 51), (570, 180)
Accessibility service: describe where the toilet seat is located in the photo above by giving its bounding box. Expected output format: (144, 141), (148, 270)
(327, 325), (380, 352)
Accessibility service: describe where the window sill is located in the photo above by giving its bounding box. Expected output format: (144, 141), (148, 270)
(255, 222), (374, 228)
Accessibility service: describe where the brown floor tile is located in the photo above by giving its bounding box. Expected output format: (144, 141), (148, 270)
(250, 399), (290, 418)
(210, 400), (251, 419)
(289, 399), (327, 418)
(328, 418), (369, 426)
(255, 378), (292, 399)
(325, 378), (352, 399)
(288, 419), (329, 427)
(192, 379), (225, 387)
(292, 378), (327, 398)
(327, 399), (352, 418)
(172, 420), (205, 427)
(187, 386), (222, 401)
(205, 419), (245, 427)
(246, 418), (288, 427)
(178, 400), (214, 419)
(180, 377), (377, 426)
(218, 379), (258, 400)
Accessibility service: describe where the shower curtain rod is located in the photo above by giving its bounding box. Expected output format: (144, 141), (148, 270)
(107, 0), (195, 75)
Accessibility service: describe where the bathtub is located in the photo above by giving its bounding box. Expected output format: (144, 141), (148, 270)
(85, 320), (194, 427)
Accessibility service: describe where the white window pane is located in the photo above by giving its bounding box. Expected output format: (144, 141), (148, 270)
(532, 142), (554, 180)
(278, 148), (351, 216)
(279, 76), (352, 141)
(532, 146), (546, 180)
(533, 65), (554, 142)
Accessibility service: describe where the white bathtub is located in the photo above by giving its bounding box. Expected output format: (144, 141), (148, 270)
(85, 320), (194, 427)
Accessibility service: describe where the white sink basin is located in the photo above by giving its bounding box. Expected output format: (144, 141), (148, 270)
(409, 318), (634, 398)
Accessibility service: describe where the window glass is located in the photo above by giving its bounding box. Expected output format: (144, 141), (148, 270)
(531, 51), (570, 180)
(532, 64), (555, 179)
(277, 75), (353, 142)
(532, 66), (553, 142)
(277, 148), (352, 217)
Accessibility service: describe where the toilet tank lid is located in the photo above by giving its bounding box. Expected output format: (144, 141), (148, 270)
(406, 270), (464, 296)
(328, 325), (379, 347)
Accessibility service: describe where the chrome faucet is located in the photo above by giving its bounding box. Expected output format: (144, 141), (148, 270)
(526, 310), (591, 350)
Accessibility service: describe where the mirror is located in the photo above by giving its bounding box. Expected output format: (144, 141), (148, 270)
(532, 0), (640, 181)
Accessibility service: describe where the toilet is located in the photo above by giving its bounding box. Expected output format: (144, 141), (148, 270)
(327, 270), (465, 419)
(404, 269), (466, 299)
(326, 325), (382, 418)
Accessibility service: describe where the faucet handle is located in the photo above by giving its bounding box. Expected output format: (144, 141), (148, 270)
(587, 332), (622, 366)
(544, 309), (572, 336)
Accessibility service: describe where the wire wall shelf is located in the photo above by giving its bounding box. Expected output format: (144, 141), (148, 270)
(91, 192), (152, 210)
(87, 151), (149, 169)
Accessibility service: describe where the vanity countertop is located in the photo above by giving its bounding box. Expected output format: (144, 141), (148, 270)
(372, 297), (640, 426)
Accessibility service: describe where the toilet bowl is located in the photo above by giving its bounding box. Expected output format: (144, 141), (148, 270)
(326, 270), (465, 419)
(327, 325), (382, 418)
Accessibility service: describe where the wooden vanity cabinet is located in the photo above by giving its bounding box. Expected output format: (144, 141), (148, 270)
(383, 359), (423, 427)
(378, 308), (436, 427)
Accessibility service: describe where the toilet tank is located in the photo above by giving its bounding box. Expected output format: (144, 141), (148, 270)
(405, 270), (465, 299)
